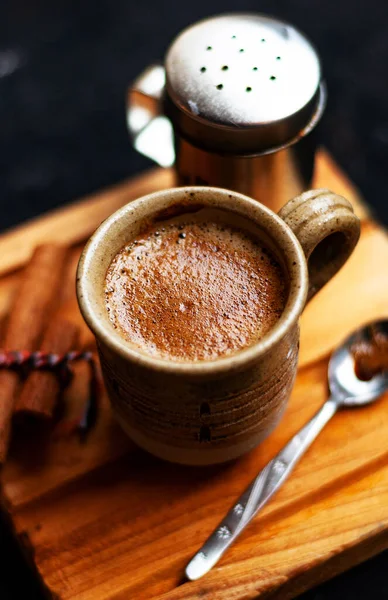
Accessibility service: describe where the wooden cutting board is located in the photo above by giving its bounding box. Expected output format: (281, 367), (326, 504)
(0, 150), (387, 600)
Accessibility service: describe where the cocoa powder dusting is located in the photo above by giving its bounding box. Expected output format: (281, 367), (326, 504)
(105, 221), (287, 361)
(352, 326), (388, 380)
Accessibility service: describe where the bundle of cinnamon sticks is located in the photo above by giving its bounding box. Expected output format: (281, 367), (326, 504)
(0, 244), (84, 464)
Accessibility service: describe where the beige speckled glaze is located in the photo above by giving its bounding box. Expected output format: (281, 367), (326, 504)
(77, 187), (360, 465)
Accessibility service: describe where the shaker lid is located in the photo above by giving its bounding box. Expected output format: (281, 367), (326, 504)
(165, 13), (324, 154)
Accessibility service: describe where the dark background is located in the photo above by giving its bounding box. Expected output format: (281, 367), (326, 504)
(0, 0), (387, 598)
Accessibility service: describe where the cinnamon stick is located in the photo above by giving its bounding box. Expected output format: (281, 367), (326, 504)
(0, 244), (68, 463)
(15, 317), (80, 421)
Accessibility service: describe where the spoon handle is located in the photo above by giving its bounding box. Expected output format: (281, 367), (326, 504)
(186, 396), (338, 581)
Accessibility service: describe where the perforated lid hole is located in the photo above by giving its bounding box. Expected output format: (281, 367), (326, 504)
(216, 84), (223, 90)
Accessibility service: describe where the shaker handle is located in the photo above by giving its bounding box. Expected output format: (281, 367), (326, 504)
(278, 189), (360, 301)
(126, 64), (175, 167)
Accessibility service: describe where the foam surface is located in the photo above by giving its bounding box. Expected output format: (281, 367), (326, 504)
(105, 220), (286, 361)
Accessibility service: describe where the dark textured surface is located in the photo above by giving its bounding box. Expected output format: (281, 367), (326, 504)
(0, 1), (387, 598)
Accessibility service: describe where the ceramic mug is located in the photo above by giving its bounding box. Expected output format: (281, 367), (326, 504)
(77, 187), (360, 465)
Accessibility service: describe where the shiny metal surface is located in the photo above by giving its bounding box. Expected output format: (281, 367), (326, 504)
(165, 13), (322, 152)
(185, 320), (388, 581)
(127, 64), (175, 167)
(329, 320), (388, 406)
(126, 13), (327, 209)
(174, 129), (318, 212)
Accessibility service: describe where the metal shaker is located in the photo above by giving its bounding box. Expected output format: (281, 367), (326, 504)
(127, 13), (326, 212)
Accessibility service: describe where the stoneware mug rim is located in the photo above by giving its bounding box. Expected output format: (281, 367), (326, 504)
(76, 186), (308, 376)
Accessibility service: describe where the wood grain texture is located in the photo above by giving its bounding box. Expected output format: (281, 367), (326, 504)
(0, 167), (173, 278)
(1, 151), (388, 600)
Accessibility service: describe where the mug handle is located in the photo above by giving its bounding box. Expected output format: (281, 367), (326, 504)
(127, 64), (175, 167)
(278, 189), (360, 302)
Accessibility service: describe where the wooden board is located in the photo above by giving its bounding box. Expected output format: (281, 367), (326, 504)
(1, 150), (388, 600)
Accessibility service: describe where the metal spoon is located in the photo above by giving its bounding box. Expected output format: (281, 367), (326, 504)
(186, 320), (388, 581)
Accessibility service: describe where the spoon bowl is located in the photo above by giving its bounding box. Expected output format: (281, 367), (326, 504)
(329, 320), (388, 407)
